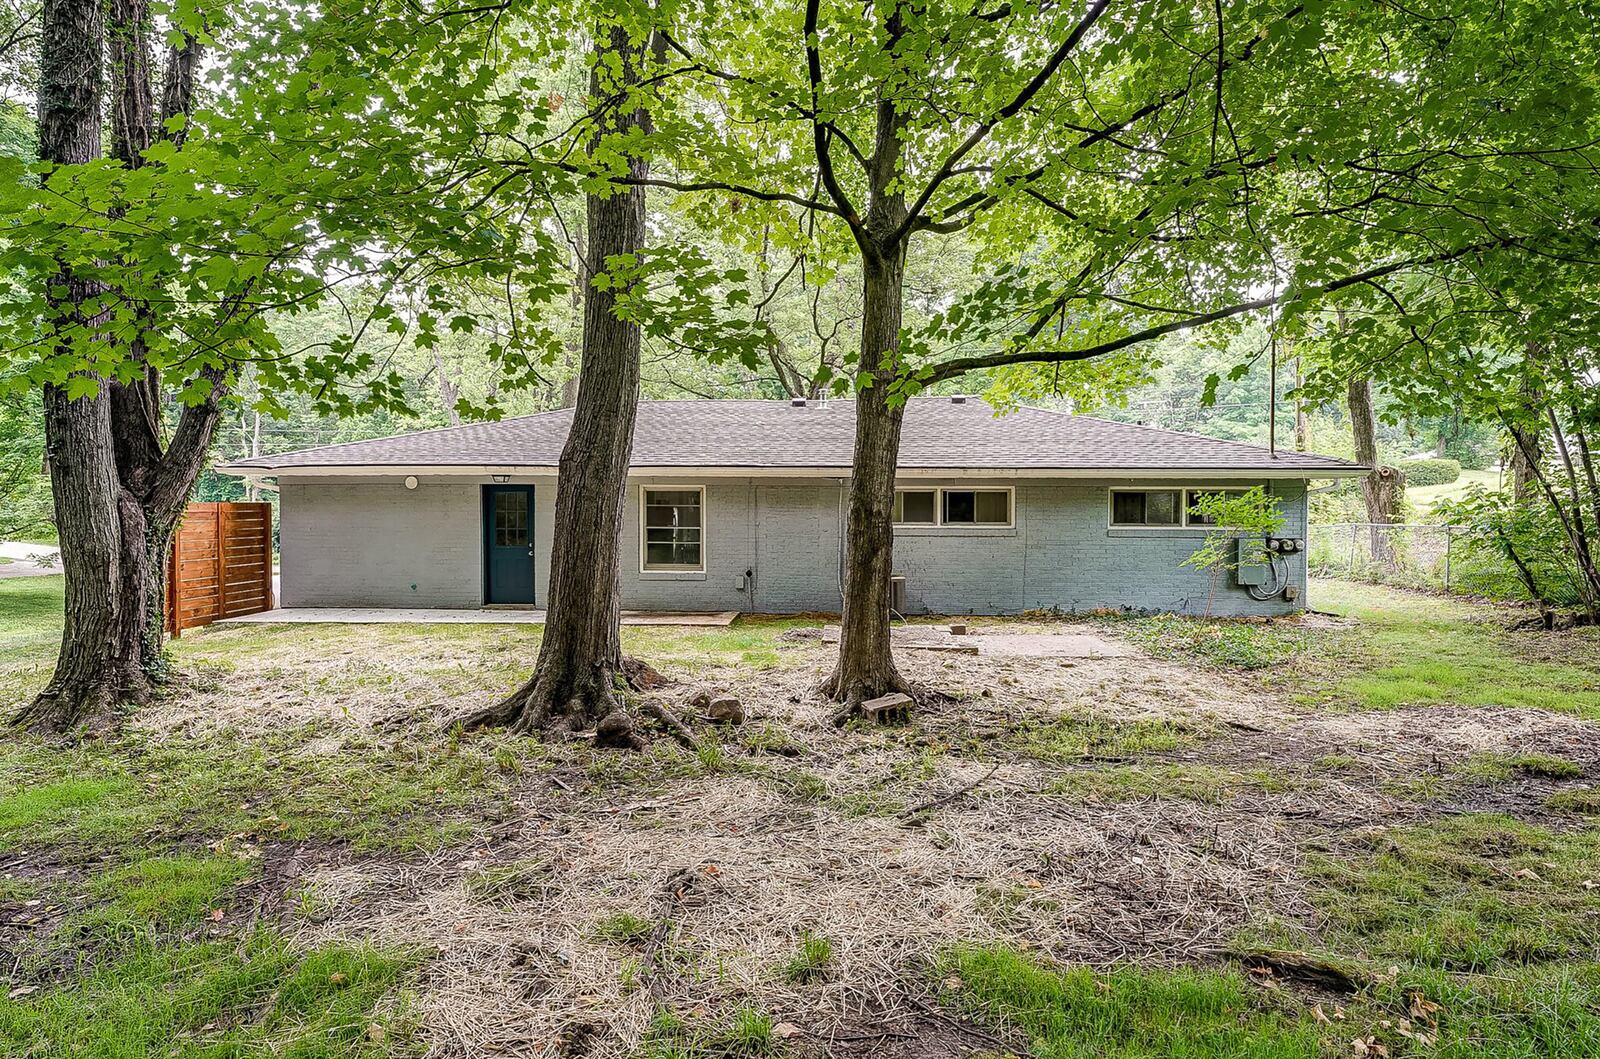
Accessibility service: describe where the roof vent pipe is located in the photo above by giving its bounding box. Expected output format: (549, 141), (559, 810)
(950, 395), (967, 404)
(790, 397), (807, 407)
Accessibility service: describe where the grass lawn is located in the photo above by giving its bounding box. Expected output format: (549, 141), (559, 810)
(1312, 579), (1600, 717)
(2, 574), (1598, 1057)
(1406, 467), (1505, 516)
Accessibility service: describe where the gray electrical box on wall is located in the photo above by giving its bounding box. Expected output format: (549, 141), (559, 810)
(1235, 537), (1269, 586)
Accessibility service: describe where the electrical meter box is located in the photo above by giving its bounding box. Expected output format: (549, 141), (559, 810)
(1235, 538), (1269, 586)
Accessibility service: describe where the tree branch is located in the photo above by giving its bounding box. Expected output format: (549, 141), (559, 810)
(922, 235), (1517, 383)
(805, 0), (862, 229)
(896, 0), (1111, 241)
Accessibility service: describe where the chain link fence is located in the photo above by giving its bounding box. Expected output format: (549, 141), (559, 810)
(1308, 522), (1465, 592)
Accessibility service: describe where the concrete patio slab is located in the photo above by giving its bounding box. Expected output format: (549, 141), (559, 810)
(820, 623), (1136, 658)
(216, 608), (740, 627)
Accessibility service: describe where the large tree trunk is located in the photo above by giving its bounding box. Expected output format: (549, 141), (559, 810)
(1348, 377), (1404, 570)
(462, 23), (651, 742)
(16, 0), (218, 733)
(14, 0), (133, 732)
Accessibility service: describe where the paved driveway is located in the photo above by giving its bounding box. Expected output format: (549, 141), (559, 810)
(0, 542), (61, 579)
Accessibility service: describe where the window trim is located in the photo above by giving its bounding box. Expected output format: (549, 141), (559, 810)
(1107, 485), (1265, 529)
(638, 484), (707, 573)
(893, 485), (1015, 530)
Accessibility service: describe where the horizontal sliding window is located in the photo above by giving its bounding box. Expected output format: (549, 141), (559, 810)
(1109, 487), (1261, 527)
(942, 489), (1011, 526)
(1110, 488), (1182, 527)
(641, 487), (704, 571)
(893, 487), (1014, 529)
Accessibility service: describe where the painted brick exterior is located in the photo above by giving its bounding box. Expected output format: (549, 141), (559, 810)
(280, 474), (1310, 617)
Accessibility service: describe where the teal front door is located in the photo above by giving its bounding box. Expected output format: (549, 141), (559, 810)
(483, 485), (536, 604)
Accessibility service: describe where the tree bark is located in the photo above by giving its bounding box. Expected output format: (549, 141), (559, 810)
(16, 0), (219, 733)
(15, 0), (133, 732)
(819, 14), (916, 711)
(1505, 344), (1544, 501)
(1348, 376), (1404, 570)
(461, 23), (653, 741)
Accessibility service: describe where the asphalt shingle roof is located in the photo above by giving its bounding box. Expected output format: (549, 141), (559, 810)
(219, 398), (1365, 475)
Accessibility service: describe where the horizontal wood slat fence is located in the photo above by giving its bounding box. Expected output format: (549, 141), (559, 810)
(164, 502), (274, 637)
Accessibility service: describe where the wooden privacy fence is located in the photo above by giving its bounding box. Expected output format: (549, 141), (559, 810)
(165, 502), (274, 636)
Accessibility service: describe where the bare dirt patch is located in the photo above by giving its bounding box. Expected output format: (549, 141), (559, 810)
(128, 615), (1600, 1056)
(255, 634), (1321, 1057)
(291, 767), (1308, 1057)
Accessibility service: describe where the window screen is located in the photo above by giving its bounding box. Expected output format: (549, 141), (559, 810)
(893, 490), (937, 524)
(1110, 489), (1182, 526)
(493, 490), (528, 547)
(942, 489), (1011, 525)
(642, 488), (703, 570)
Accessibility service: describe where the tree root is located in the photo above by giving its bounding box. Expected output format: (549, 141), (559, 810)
(640, 698), (700, 751)
(10, 675), (147, 737)
(452, 654), (691, 752)
(1509, 609), (1597, 631)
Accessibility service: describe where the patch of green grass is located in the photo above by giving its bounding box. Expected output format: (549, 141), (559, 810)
(1377, 964), (1600, 1059)
(1508, 754), (1586, 779)
(624, 621), (805, 674)
(1312, 580), (1600, 717)
(1009, 713), (1197, 764)
(942, 943), (1600, 1059)
(1304, 815), (1600, 971)
(0, 730), (509, 857)
(593, 911), (655, 946)
(754, 764), (903, 816)
(1459, 752), (1585, 782)
(74, 854), (252, 936)
(0, 776), (135, 833)
(740, 722), (804, 757)
(939, 943), (1324, 1058)
(1311, 754), (1360, 772)
(1408, 468), (1504, 515)
(1046, 764), (1293, 804)
(1546, 787), (1600, 815)
(0, 575), (65, 701)
(1116, 612), (1310, 670)
(0, 929), (413, 1057)
(780, 930), (832, 984)
(639, 1006), (780, 1059)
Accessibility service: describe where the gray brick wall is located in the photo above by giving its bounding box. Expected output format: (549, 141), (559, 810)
(280, 474), (1310, 616)
(280, 478), (484, 607)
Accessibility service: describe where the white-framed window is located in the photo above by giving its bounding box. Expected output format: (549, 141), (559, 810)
(893, 489), (937, 525)
(893, 486), (1014, 529)
(640, 485), (705, 571)
(1108, 487), (1256, 528)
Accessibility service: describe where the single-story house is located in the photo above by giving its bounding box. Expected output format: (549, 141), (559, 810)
(219, 397), (1366, 617)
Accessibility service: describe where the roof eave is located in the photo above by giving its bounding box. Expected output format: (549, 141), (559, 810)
(216, 462), (1369, 480)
